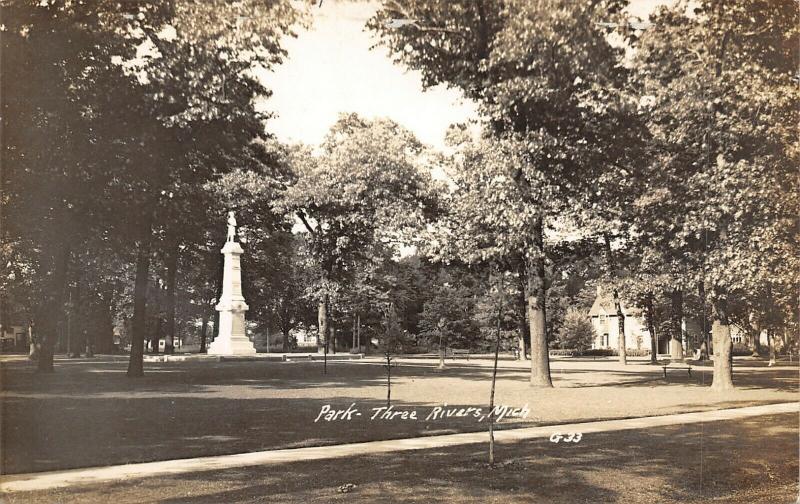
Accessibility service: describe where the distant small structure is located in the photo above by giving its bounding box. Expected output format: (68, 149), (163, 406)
(292, 328), (318, 348)
(0, 325), (28, 352)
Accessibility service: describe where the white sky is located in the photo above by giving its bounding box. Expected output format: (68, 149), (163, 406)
(255, 1), (478, 151)
(257, 0), (668, 151)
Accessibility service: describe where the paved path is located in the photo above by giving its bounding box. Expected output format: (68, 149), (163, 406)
(1, 402), (796, 494)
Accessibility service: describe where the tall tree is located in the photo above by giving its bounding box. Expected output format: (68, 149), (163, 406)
(633, 0), (799, 389)
(278, 114), (437, 356)
(2, 0), (304, 374)
(419, 270), (481, 359)
(428, 133), (558, 386)
(372, 0), (637, 385)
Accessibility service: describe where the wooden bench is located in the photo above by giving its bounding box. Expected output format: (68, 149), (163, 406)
(450, 349), (470, 360)
(662, 364), (692, 379)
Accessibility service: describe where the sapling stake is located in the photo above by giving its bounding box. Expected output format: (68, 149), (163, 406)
(489, 269), (504, 466)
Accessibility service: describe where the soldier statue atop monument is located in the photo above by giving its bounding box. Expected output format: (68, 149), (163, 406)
(226, 211), (237, 242)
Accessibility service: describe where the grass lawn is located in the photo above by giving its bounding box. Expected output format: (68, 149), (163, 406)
(5, 412), (797, 503)
(1, 354), (797, 474)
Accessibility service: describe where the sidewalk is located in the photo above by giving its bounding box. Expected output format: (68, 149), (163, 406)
(2, 401), (796, 494)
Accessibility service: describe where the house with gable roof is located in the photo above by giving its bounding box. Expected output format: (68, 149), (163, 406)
(588, 287), (652, 352)
(587, 287), (748, 355)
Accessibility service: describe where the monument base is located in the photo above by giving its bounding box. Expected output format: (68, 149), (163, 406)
(208, 306), (255, 356)
(207, 335), (257, 356)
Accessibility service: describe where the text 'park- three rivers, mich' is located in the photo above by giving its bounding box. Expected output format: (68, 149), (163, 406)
(314, 403), (531, 423)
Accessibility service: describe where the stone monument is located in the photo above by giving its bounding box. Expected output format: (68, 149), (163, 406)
(207, 211), (256, 356)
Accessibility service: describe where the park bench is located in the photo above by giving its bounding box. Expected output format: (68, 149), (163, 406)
(662, 363), (692, 379)
(450, 349), (470, 361)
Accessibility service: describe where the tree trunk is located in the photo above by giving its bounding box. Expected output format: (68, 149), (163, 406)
(70, 278), (83, 357)
(85, 334), (94, 357)
(438, 329), (446, 369)
(527, 219), (552, 387)
(644, 293), (658, 364)
(95, 290), (116, 354)
(613, 291), (627, 364)
(83, 279), (94, 357)
(669, 289), (684, 361)
(127, 234), (152, 377)
(386, 350), (391, 406)
(357, 313), (362, 353)
(488, 327), (501, 465)
(698, 282), (711, 360)
(211, 310), (219, 346)
(767, 328), (776, 366)
(210, 255), (222, 346)
(37, 245), (71, 373)
(148, 277), (160, 355)
(710, 298), (734, 391)
(603, 234), (627, 364)
(282, 327), (289, 352)
(28, 321), (37, 359)
(65, 290), (75, 358)
(37, 336), (55, 372)
(751, 320), (762, 357)
(152, 314), (161, 354)
(318, 294), (329, 353)
(164, 240), (179, 354)
(488, 271), (504, 465)
(0, 289), (6, 349)
(516, 259), (529, 360)
(351, 317), (356, 351)
(199, 314), (209, 353)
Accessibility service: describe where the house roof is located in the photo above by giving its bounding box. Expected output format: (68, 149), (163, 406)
(588, 294), (615, 316)
(588, 291), (642, 318)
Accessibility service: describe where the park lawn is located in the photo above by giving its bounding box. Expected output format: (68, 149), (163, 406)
(4, 412), (797, 503)
(0, 355), (797, 474)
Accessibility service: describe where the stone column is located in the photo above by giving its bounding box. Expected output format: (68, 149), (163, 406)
(208, 240), (256, 355)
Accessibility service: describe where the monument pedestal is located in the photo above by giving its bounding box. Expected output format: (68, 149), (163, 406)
(208, 240), (256, 356)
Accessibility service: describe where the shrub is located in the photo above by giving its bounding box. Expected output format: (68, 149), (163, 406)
(577, 348), (651, 357)
(548, 349), (576, 356)
(555, 308), (596, 353)
(398, 345), (429, 355)
(732, 343), (753, 356)
(581, 348), (615, 357)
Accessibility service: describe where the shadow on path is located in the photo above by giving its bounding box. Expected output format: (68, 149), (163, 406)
(8, 413), (797, 504)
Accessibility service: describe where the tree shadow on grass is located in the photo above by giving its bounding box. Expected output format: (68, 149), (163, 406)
(1, 394), (539, 475)
(722, 368), (800, 393)
(2, 357), (795, 476)
(3, 356), (795, 397)
(85, 412), (798, 504)
(1, 358), (537, 399)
